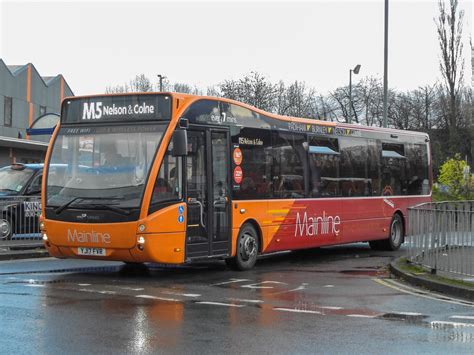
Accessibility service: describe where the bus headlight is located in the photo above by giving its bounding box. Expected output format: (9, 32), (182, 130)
(42, 233), (48, 241)
(137, 236), (145, 244)
(40, 221), (45, 231)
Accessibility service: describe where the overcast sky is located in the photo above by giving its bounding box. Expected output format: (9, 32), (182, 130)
(0, 0), (472, 96)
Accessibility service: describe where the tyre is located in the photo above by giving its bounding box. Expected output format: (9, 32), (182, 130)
(370, 214), (404, 251)
(0, 214), (13, 240)
(227, 223), (259, 271)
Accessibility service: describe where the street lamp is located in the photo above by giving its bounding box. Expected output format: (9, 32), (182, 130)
(157, 74), (167, 92)
(348, 64), (361, 124)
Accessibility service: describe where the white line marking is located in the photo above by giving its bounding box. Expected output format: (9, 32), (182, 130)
(24, 284), (44, 288)
(431, 321), (474, 328)
(390, 312), (424, 316)
(346, 314), (377, 318)
(320, 306), (343, 310)
(119, 287), (144, 291)
(227, 298), (264, 304)
(78, 284), (91, 286)
(373, 278), (474, 308)
(274, 308), (322, 314)
(450, 315), (474, 320)
(79, 289), (116, 295)
(211, 279), (250, 286)
(196, 301), (244, 308)
(136, 295), (179, 302)
(241, 281), (287, 289)
(162, 291), (201, 298)
(323, 285), (335, 288)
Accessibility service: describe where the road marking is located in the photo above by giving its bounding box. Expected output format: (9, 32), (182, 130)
(320, 306), (343, 310)
(196, 301), (244, 308)
(389, 312), (423, 316)
(346, 314), (377, 318)
(78, 284), (91, 286)
(163, 291), (201, 298)
(431, 321), (474, 328)
(450, 315), (474, 320)
(227, 298), (264, 304)
(323, 285), (335, 288)
(24, 284), (44, 288)
(274, 308), (322, 315)
(136, 295), (179, 302)
(79, 289), (116, 295)
(211, 279), (250, 286)
(241, 281), (287, 289)
(373, 278), (474, 307)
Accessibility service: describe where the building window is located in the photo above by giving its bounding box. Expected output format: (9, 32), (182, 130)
(40, 105), (47, 116)
(4, 97), (12, 126)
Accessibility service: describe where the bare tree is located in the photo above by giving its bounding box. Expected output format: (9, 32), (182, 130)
(435, 0), (465, 150)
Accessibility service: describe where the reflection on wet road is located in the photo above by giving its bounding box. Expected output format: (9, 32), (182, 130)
(1, 244), (473, 353)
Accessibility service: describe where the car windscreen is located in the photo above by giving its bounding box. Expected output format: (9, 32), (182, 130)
(0, 167), (35, 195)
(46, 124), (166, 210)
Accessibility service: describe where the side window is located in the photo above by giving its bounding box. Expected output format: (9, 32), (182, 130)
(4, 96), (12, 127)
(406, 143), (429, 195)
(271, 131), (306, 199)
(308, 136), (340, 197)
(149, 140), (183, 212)
(339, 138), (369, 197)
(27, 174), (42, 194)
(381, 143), (406, 196)
(183, 100), (220, 124)
(367, 140), (381, 196)
(232, 128), (272, 200)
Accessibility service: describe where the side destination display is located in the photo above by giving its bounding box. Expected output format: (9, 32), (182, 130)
(61, 94), (172, 124)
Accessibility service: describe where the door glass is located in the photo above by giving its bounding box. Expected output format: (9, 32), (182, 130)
(211, 132), (229, 244)
(186, 131), (208, 244)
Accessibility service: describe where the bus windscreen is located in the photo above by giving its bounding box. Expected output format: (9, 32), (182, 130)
(46, 124), (166, 211)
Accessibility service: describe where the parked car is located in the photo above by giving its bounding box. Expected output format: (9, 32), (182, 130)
(0, 163), (43, 240)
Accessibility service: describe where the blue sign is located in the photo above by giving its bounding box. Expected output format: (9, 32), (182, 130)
(178, 215), (184, 223)
(178, 206), (184, 215)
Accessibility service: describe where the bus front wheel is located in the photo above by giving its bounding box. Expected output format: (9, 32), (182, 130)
(226, 224), (259, 271)
(369, 214), (404, 251)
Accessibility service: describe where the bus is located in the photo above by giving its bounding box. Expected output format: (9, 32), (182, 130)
(40, 93), (431, 270)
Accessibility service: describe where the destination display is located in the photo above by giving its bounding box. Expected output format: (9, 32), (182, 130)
(61, 94), (172, 124)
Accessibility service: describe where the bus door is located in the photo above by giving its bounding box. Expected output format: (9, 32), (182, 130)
(185, 128), (231, 259)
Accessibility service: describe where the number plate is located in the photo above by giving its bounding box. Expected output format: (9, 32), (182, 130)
(77, 247), (106, 256)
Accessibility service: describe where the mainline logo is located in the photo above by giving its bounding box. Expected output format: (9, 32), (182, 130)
(67, 228), (111, 244)
(294, 211), (341, 237)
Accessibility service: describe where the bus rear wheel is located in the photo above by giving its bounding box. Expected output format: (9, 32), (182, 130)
(369, 214), (404, 251)
(226, 224), (259, 271)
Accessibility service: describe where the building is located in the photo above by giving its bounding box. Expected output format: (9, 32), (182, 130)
(0, 59), (73, 166)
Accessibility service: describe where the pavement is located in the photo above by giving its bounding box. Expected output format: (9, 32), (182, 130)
(390, 248), (474, 301)
(1, 239), (473, 301)
(0, 239), (49, 260)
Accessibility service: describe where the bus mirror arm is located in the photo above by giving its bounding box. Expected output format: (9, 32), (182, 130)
(172, 129), (188, 157)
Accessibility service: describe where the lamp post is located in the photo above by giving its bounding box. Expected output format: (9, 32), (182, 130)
(349, 64), (361, 124)
(157, 74), (166, 92)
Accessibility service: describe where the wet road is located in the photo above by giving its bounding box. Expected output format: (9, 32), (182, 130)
(1, 244), (473, 354)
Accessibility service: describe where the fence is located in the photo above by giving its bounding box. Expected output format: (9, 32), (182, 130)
(0, 196), (42, 242)
(407, 201), (474, 277)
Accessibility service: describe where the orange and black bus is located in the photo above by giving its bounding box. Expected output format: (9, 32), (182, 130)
(41, 93), (431, 270)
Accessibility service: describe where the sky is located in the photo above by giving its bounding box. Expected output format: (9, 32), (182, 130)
(0, 0), (472, 96)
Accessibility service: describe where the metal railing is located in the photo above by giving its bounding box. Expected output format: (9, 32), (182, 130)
(0, 196), (42, 242)
(407, 201), (474, 277)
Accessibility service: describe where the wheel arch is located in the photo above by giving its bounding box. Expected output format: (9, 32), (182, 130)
(394, 209), (406, 238)
(239, 218), (263, 253)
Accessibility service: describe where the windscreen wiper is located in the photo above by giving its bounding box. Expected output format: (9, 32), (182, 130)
(84, 203), (131, 216)
(55, 197), (124, 215)
(55, 197), (83, 214)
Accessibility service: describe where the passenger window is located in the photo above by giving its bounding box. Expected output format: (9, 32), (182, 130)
(339, 138), (369, 197)
(232, 128), (272, 200)
(308, 136), (340, 197)
(381, 143), (406, 196)
(271, 131), (306, 198)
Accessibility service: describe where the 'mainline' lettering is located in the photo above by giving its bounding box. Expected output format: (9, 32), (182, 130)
(294, 211), (341, 237)
(67, 229), (111, 244)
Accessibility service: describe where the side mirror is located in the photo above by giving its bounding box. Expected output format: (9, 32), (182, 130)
(172, 129), (188, 156)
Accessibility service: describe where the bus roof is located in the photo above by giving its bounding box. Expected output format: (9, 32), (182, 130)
(62, 92), (429, 139)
